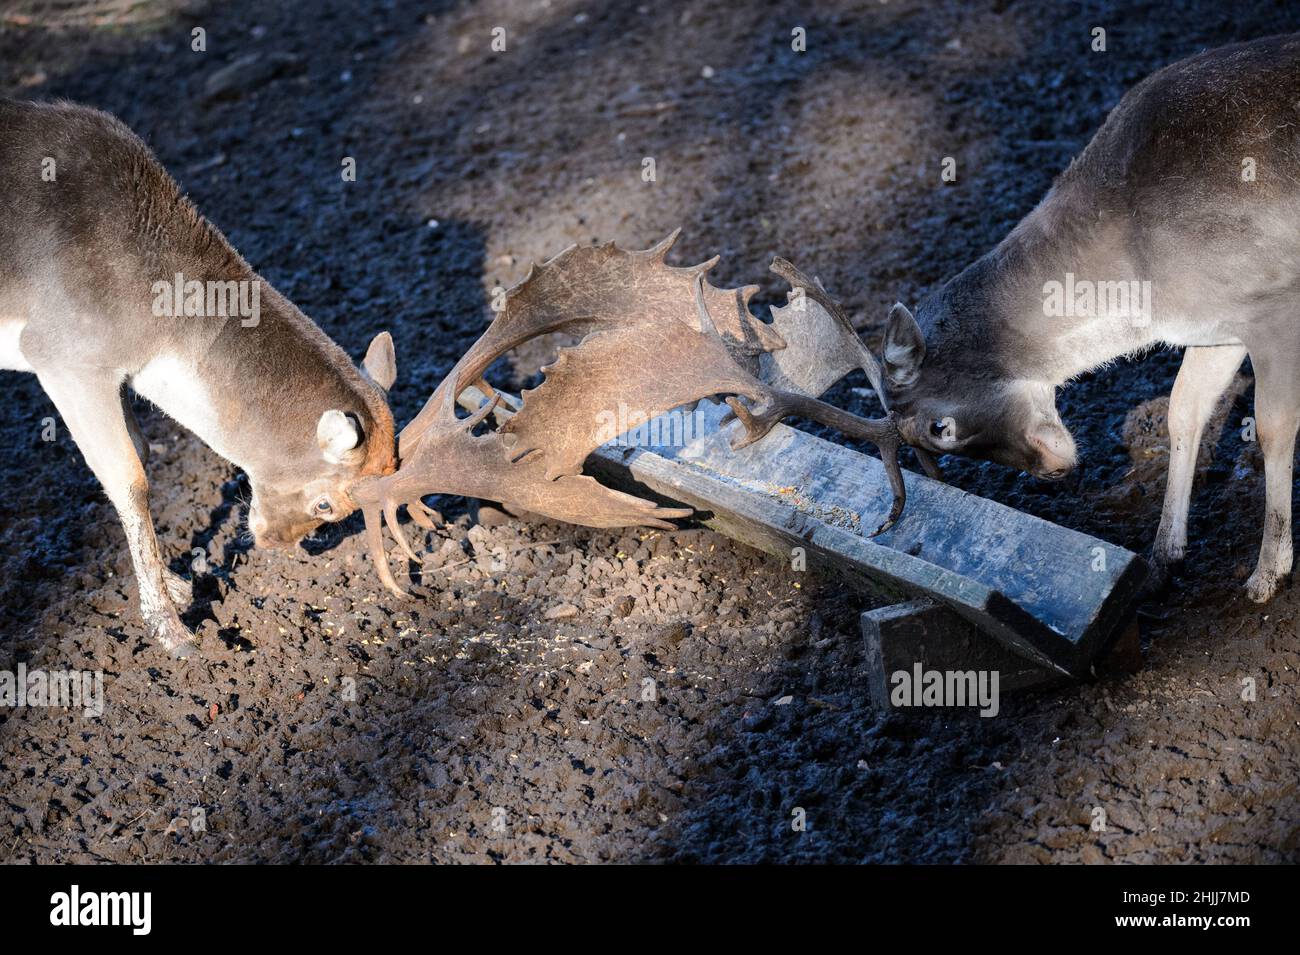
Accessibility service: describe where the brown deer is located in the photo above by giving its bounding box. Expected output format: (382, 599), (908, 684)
(0, 99), (911, 654)
(0, 99), (398, 656)
(879, 33), (1300, 603)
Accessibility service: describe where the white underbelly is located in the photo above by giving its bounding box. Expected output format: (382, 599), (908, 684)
(0, 319), (33, 372)
(131, 354), (234, 460)
(1158, 326), (1243, 349)
(1154, 311), (1244, 349)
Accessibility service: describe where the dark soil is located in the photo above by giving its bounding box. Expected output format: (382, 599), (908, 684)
(1, 0), (1297, 863)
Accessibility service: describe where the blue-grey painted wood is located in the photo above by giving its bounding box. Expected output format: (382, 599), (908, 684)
(587, 403), (1146, 678)
(861, 599), (1065, 713)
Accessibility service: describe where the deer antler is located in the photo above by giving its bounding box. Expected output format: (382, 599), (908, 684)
(723, 393), (905, 534)
(351, 233), (910, 595)
(765, 257), (943, 481)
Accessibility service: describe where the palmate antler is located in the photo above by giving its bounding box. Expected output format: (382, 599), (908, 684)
(351, 232), (909, 596)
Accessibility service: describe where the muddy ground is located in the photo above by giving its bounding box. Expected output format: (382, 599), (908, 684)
(1, 0), (1297, 863)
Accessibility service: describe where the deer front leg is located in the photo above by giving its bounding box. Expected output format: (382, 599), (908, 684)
(36, 369), (198, 657)
(119, 387), (193, 605)
(1151, 344), (1246, 581)
(1244, 352), (1300, 603)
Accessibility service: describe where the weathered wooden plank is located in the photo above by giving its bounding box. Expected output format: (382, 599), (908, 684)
(460, 389), (1147, 678)
(591, 405), (1145, 678)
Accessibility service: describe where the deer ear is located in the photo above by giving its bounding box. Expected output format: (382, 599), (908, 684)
(317, 409), (362, 464)
(361, 331), (397, 391)
(883, 303), (925, 387)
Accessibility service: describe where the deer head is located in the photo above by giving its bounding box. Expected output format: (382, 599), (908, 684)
(243, 330), (399, 548)
(879, 300), (1077, 480)
(351, 232), (910, 595)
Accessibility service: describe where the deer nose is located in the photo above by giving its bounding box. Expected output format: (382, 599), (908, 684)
(248, 508), (294, 548)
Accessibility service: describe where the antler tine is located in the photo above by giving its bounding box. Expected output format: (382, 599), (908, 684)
(769, 256), (943, 482)
(362, 504), (408, 597)
(364, 396), (496, 582)
(385, 497), (422, 565)
(672, 253), (720, 277)
(691, 272), (718, 336)
(460, 391), (502, 431)
(726, 394), (906, 536)
(639, 228), (682, 260)
(406, 498), (440, 530)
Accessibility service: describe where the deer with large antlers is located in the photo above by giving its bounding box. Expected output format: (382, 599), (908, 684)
(1, 99), (911, 654)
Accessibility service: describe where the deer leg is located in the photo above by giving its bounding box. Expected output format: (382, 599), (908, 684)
(120, 383), (150, 466)
(118, 385), (195, 604)
(1151, 344), (1246, 579)
(1245, 350), (1300, 602)
(36, 368), (198, 656)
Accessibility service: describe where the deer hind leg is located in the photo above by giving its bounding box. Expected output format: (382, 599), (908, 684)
(36, 367), (198, 656)
(1244, 349), (1300, 602)
(1152, 344), (1247, 577)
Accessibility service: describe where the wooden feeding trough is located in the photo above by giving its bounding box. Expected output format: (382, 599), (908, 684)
(587, 401), (1148, 686)
(464, 387), (1147, 701)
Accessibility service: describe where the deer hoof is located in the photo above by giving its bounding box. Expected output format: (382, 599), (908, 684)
(1245, 568), (1279, 604)
(170, 638), (200, 659)
(1142, 555), (1175, 597)
(150, 617), (200, 658)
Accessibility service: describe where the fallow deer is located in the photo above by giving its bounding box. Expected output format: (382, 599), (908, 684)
(0, 102), (912, 652)
(0, 99), (398, 655)
(879, 33), (1300, 602)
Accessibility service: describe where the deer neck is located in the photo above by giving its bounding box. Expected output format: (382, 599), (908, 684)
(132, 284), (386, 481)
(939, 187), (1157, 387)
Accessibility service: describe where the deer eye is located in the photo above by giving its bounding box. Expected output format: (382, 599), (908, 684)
(313, 497), (334, 517)
(929, 417), (955, 441)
